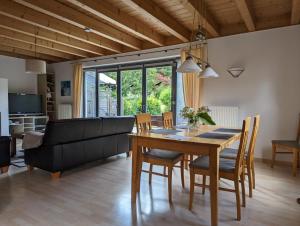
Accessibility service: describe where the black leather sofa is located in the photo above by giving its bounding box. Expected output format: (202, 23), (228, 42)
(0, 136), (10, 174)
(24, 117), (135, 176)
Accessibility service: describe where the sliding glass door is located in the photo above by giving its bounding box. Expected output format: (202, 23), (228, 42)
(98, 71), (118, 116)
(83, 59), (177, 121)
(146, 66), (172, 115)
(121, 69), (142, 116)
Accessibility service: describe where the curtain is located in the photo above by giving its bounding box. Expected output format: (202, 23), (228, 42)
(181, 48), (204, 110)
(72, 64), (83, 118)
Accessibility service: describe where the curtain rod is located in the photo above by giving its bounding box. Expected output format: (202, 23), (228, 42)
(70, 43), (204, 65)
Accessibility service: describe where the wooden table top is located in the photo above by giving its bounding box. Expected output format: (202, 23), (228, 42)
(129, 125), (241, 148)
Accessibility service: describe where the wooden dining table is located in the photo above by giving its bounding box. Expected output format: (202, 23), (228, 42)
(130, 125), (241, 226)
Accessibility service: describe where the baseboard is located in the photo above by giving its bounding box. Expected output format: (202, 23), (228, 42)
(255, 157), (292, 166)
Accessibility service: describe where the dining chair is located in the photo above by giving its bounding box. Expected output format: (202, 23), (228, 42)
(271, 113), (300, 176)
(136, 113), (185, 203)
(219, 115), (260, 197)
(189, 117), (251, 221)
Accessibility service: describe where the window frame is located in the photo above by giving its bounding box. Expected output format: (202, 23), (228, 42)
(83, 58), (178, 122)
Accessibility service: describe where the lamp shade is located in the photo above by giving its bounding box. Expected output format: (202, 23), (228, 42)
(177, 55), (202, 74)
(200, 65), (219, 78)
(25, 59), (46, 74)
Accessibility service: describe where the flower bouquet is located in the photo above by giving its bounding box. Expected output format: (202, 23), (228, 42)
(180, 106), (216, 129)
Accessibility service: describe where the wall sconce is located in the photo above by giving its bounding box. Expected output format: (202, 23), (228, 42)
(227, 67), (244, 78)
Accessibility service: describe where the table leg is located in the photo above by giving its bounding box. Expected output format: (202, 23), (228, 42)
(209, 148), (220, 226)
(131, 137), (142, 203)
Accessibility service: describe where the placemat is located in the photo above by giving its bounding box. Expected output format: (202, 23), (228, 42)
(196, 132), (234, 140)
(150, 129), (180, 135)
(213, 128), (242, 133)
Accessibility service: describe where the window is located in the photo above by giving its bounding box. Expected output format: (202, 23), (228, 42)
(83, 59), (177, 121)
(98, 71), (117, 116)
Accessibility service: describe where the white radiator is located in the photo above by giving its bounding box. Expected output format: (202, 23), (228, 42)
(58, 104), (72, 119)
(208, 106), (239, 128)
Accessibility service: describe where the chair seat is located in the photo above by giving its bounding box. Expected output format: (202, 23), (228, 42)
(272, 140), (300, 149)
(144, 149), (183, 160)
(190, 156), (236, 173)
(220, 148), (248, 159)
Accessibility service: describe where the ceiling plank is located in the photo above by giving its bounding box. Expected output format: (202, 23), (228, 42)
(64, 0), (165, 46)
(291, 0), (300, 25)
(0, 37), (76, 60)
(0, 45), (63, 62)
(233, 0), (255, 31)
(0, 15), (106, 56)
(0, 0), (122, 53)
(15, 0), (142, 50)
(177, 0), (219, 37)
(125, 0), (191, 42)
(0, 26), (94, 58)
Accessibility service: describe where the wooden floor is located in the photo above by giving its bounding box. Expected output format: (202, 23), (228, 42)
(0, 155), (299, 226)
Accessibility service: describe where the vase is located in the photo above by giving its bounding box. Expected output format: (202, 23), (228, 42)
(188, 119), (198, 130)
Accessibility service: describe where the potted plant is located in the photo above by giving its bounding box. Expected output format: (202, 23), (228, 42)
(180, 106), (216, 129)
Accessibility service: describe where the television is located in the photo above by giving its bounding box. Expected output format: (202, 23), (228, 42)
(8, 93), (43, 115)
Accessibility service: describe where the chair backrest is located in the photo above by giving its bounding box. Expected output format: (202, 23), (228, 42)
(162, 112), (173, 129)
(246, 115), (260, 162)
(297, 113), (300, 143)
(136, 113), (152, 132)
(235, 117), (251, 174)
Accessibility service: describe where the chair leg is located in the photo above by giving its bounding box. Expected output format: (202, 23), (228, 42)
(241, 171), (246, 207)
(271, 144), (276, 168)
(180, 160), (185, 188)
(234, 179), (241, 221)
(27, 165), (34, 172)
(202, 175), (206, 195)
(163, 166), (167, 176)
(293, 150), (298, 177)
(251, 161), (256, 189)
(247, 163), (253, 198)
(189, 168), (195, 210)
(149, 164), (153, 184)
(168, 166), (173, 203)
(184, 154), (189, 169)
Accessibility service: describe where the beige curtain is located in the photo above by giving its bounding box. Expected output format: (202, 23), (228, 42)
(72, 64), (83, 118)
(181, 48), (204, 110)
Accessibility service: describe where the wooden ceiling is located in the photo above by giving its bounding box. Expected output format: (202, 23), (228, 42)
(0, 0), (299, 63)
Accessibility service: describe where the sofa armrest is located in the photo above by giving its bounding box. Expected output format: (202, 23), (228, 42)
(24, 145), (63, 172)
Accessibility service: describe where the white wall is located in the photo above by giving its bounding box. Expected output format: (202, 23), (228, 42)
(51, 25), (300, 160)
(0, 55), (37, 94)
(204, 25), (300, 160)
(0, 78), (9, 136)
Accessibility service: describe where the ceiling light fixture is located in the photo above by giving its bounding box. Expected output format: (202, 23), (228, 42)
(177, 0), (219, 78)
(25, 27), (46, 74)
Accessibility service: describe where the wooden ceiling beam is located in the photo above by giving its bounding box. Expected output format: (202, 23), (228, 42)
(291, 0), (300, 25)
(0, 45), (63, 62)
(178, 0), (220, 37)
(64, 0), (165, 46)
(125, 0), (191, 42)
(15, 0), (142, 50)
(0, 15), (106, 56)
(0, 0), (122, 53)
(233, 0), (255, 31)
(0, 37), (76, 60)
(0, 26), (93, 58)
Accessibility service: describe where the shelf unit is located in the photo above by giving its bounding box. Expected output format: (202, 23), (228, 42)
(9, 115), (48, 134)
(38, 73), (56, 121)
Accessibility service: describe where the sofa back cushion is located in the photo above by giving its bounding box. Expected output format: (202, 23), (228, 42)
(43, 117), (134, 146)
